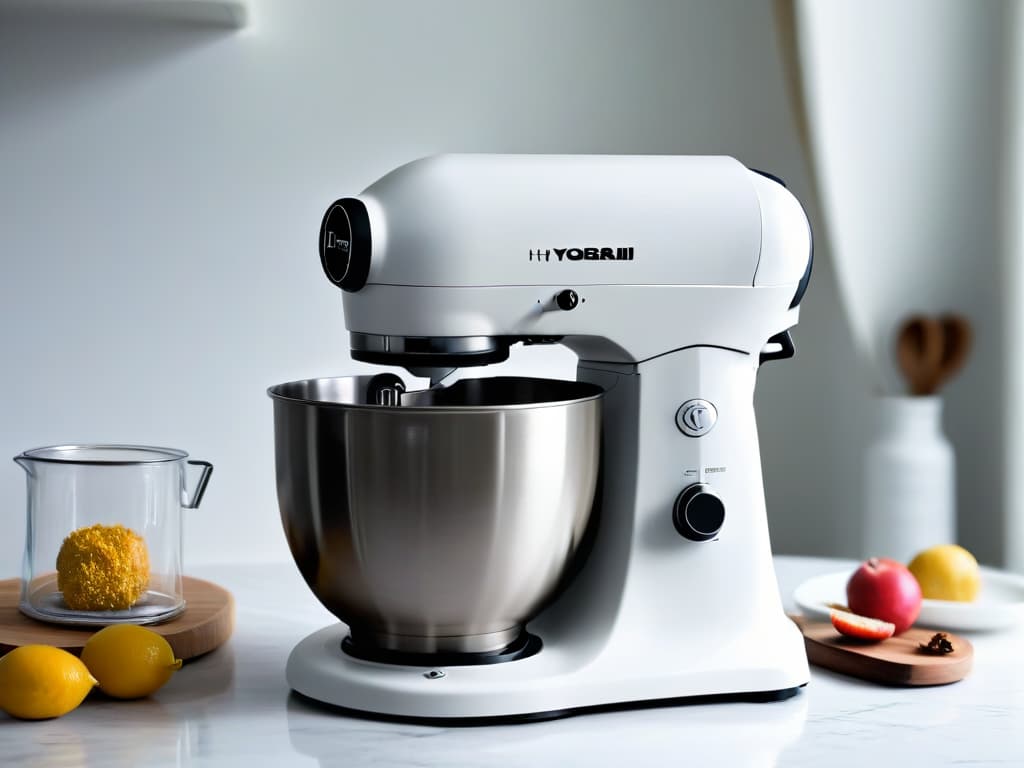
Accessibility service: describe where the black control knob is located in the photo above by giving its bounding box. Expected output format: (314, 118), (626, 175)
(555, 289), (579, 311)
(319, 198), (372, 293)
(672, 484), (725, 541)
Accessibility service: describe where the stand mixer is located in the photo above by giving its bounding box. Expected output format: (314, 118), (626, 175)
(270, 154), (813, 722)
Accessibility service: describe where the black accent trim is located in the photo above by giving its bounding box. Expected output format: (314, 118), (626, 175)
(319, 197), (372, 293)
(351, 343), (511, 369)
(790, 215), (813, 309)
(748, 165), (812, 309)
(750, 167), (787, 188)
(341, 632), (542, 667)
(578, 343), (749, 368)
(522, 336), (564, 346)
(759, 330), (795, 366)
(289, 684), (805, 727)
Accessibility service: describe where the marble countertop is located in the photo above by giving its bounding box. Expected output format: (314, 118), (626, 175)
(1, 556), (1021, 767)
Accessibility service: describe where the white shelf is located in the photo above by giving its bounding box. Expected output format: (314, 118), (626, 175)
(0, 0), (248, 28)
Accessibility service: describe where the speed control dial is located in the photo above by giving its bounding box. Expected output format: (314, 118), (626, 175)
(673, 484), (725, 541)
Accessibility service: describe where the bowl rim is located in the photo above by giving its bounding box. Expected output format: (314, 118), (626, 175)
(267, 375), (604, 413)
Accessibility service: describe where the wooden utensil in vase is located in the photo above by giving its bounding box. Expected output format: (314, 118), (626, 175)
(896, 314), (972, 395)
(935, 314), (972, 391)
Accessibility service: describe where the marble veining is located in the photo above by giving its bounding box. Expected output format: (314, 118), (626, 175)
(0, 557), (1021, 767)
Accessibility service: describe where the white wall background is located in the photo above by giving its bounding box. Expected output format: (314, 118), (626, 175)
(1, 0), (1003, 576)
(791, 0), (1014, 568)
(1004, 0), (1024, 571)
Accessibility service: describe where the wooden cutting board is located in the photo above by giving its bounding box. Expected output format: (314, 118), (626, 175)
(790, 614), (972, 686)
(0, 576), (234, 661)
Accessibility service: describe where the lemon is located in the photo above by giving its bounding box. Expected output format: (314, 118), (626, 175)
(0, 645), (96, 720)
(81, 625), (182, 699)
(908, 544), (981, 602)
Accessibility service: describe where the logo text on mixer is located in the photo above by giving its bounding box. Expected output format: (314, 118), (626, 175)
(529, 247), (634, 262)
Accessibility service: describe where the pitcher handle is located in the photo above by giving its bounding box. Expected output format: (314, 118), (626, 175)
(184, 460), (214, 509)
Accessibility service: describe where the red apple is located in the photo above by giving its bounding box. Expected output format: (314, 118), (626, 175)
(846, 557), (922, 634)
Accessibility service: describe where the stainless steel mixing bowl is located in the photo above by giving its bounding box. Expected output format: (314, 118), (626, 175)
(268, 375), (602, 655)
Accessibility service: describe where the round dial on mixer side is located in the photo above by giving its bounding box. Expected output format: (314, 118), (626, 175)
(675, 399), (717, 437)
(673, 484), (725, 541)
(319, 197), (371, 292)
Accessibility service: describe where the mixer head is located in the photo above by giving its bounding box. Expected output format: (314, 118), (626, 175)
(318, 155), (812, 370)
(319, 196), (518, 377)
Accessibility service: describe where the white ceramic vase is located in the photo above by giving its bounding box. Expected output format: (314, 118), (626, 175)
(863, 396), (955, 562)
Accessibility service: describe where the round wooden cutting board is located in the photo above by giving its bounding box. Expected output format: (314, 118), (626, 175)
(0, 576), (234, 661)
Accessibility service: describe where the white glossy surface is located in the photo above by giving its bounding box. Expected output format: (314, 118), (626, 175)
(2, 556), (1023, 766)
(795, 567), (1024, 631)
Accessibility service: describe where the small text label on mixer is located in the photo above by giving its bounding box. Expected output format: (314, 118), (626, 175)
(326, 231), (350, 253)
(529, 247), (634, 262)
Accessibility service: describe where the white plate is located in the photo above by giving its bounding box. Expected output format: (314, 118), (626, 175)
(793, 567), (1024, 632)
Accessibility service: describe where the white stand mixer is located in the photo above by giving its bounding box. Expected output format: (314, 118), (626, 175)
(284, 154), (812, 722)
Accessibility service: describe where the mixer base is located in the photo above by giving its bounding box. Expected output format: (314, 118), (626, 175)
(287, 621), (809, 723)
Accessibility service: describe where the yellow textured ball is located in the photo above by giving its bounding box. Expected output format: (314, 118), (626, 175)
(56, 524), (150, 610)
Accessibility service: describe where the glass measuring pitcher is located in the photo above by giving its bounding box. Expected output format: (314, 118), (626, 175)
(14, 445), (213, 626)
